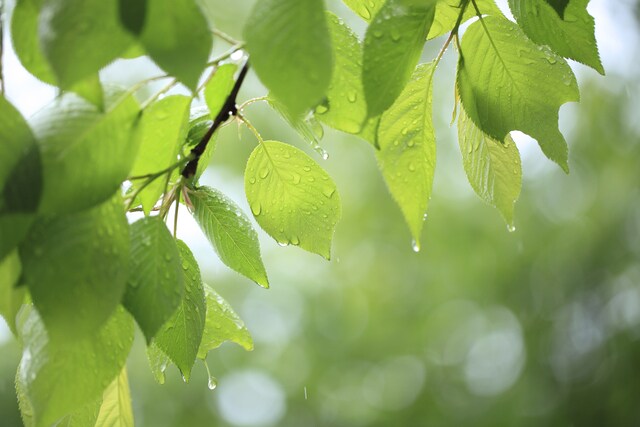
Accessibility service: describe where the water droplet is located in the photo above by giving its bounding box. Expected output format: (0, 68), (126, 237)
(373, 30), (383, 38)
(407, 140), (415, 147)
(277, 241), (289, 247)
(423, 213), (428, 221)
(208, 376), (218, 390)
(316, 104), (328, 115)
(390, 29), (401, 42)
(411, 239), (421, 252)
(401, 127), (409, 136)
(322, 187), (336, 198)
(249, 177), (256, 184)
(259, 168), (270, 179)
(347, 91), (357, 103)
(321, 150), (329, 160)
(250, 202), (262, 216)
(290, 235), (300, 245)
(292, 173), (301, 184)
(507, 224), (516, 233)
(408, 162), (416, 172)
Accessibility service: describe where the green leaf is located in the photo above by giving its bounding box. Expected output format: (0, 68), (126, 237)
(19, 194), (129, 343)
(342, 0), (384, 21)
(376, 63), (436, 248)
(0, 251), (26, 335)
(123, 216), (183, 342)
(543, 0), (570, 17)
(11, 0), (56, 84)
(315, 12), (368, 135)
(428, 0), (502, 40)
(94, 368), (134, 427)
(146, 342), (170, 384)
(362, 0), (436, 117)
(204, 63), (237, 118)
(268, 97), (325, 154)
(118, 0), (147, 35)
(190, 186), (269, 288)
(457, 16), (579, 172)
(509, 0), (604, 74)
(30, 90), (140, 214)
(130, 95), (191, 214)
(56, 400), (101, 427)
(38, 0), (133, 89)
(457, 107), (522, 227)
(153, 240), (206, 382)
(0, 96), (41, 260)
(139, 0), (212, 91)
(11, 0), (114, 105)
(244, 0), (333, 115)
(17, 305), (134, 427)
(244, 141), (341, 259)
(198, 284), (253, 359)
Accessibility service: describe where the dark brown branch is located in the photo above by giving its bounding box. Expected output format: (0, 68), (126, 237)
(181, 61), (250, 178)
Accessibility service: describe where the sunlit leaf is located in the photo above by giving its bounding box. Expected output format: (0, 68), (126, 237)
(509, 0), (604, 74)
(244, 0), (333, 115)
(457, 107), (522, 227)
(153, 241), (206, 382)
(94, 368), (134, 427)
(190, 187), (269, 288)
(244, 141), (341, 259)
(197, 284), (253, 359)
(377, 63), (436, 247)
(457, 16), (579, 172)
(123, 216), (183, 342)
(20, 194), (129, 343)
(362, 0), (436, 117)
(130, 95), (191, 214)
(341, 0), (384, 21)
(204, 63), (237, 118)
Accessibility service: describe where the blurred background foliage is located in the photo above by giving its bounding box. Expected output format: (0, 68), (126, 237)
(1, 0), (640, 426)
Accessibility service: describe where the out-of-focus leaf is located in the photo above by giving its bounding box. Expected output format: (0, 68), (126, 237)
(38, 0), (133, 89)
(123, 216), (183, 342)
(20, 194), (129, 343)
(30, 90), (140, 214)
(428, 0), (502, 40)
(139, 0), (212, 91)
(0, 251), (26, 335)
(244, 0), (333, 115)
(17, 306), (134, 427)
(94, 368), (134, 427)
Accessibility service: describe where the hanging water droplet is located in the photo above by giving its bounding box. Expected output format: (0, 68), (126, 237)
(507, 224), (516, 233)
(208, 376), (218, 390)
(277, 241), (289, 247)
(290, 235), (300, 245)
(411, 239), (421, 252)
(320, 150), (329, 160)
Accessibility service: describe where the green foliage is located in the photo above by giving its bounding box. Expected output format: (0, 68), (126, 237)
(244, 0), (333, 115)
(362, 0), (436, 117)
(457, 16), (579, 172)
(245, 141), (341, 259)
(123, 217), (183, 342)
(0, 0), (605, 424)
(190, 186), (269, 287)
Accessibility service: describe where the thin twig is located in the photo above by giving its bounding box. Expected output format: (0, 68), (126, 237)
(181, 61), (250, 178)
(212, 28), (241, 45)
